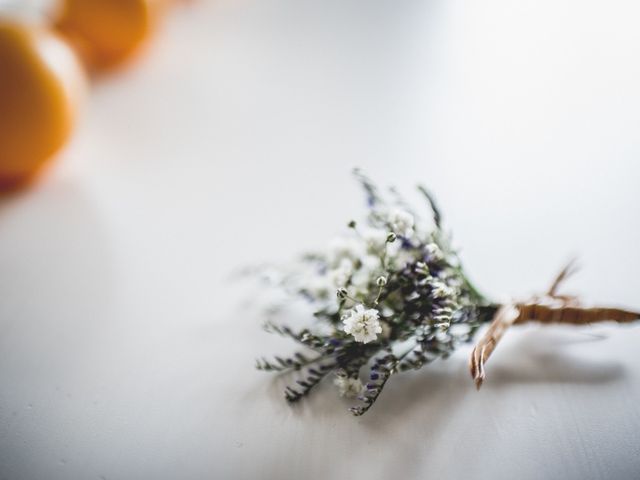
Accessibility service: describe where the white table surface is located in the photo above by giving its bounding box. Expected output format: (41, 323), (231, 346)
(2, 1), (640, 479)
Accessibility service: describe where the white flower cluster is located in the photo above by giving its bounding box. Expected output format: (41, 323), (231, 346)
(388, 208), (415, 237)
(305, 208), (417, 301)
(342, 304), (382, 343)
(333, 375), (364, 398)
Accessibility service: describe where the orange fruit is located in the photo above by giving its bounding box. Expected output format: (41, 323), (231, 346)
(0, 20), (86, 190)
(54, 0), (167, 70)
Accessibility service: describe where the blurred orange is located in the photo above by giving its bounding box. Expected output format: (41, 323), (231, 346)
(0, 20), (86, 190)
(55, 0), (167, 70)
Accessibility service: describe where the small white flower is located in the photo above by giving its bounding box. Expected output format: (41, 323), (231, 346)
(349, 271), (370, 289)
(361, 228), (388, 254)
(349, 254), (381, 289)
(425, 242), (444, 261)
(388, 246), (413, 269)
(334, 375), (364, 398)
(361, 254), (382, 271)
(389, 209), (415, 237)
(328, 258), (354, 288)
(296, 263), (333, 298)
(342, 304), (382, 343)
(307, 274), (331, 297)
(328, 237), (363, 266)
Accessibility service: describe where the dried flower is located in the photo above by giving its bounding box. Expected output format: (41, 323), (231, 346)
(253, 170), (639, 416)
(328, 258), (353, 288)
(334, 375), (364, 398)
(388, 208), (414, 237)
(342, 305), (382, 344)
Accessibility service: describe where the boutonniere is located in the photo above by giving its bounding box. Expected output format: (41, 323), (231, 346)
(254, 171), (639, 416)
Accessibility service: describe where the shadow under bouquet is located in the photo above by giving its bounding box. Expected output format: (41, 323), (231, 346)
(255, 170), (639, 416)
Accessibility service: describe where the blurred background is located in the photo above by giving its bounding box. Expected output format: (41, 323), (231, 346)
(1, 1), (639, 479)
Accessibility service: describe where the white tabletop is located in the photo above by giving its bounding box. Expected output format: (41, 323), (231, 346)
(2, 1), (640, 479)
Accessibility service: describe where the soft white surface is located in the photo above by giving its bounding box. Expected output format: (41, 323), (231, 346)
(1, 1), (640, 479)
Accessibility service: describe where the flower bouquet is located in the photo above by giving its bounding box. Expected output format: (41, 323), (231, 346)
(255, 171), (639, 416)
